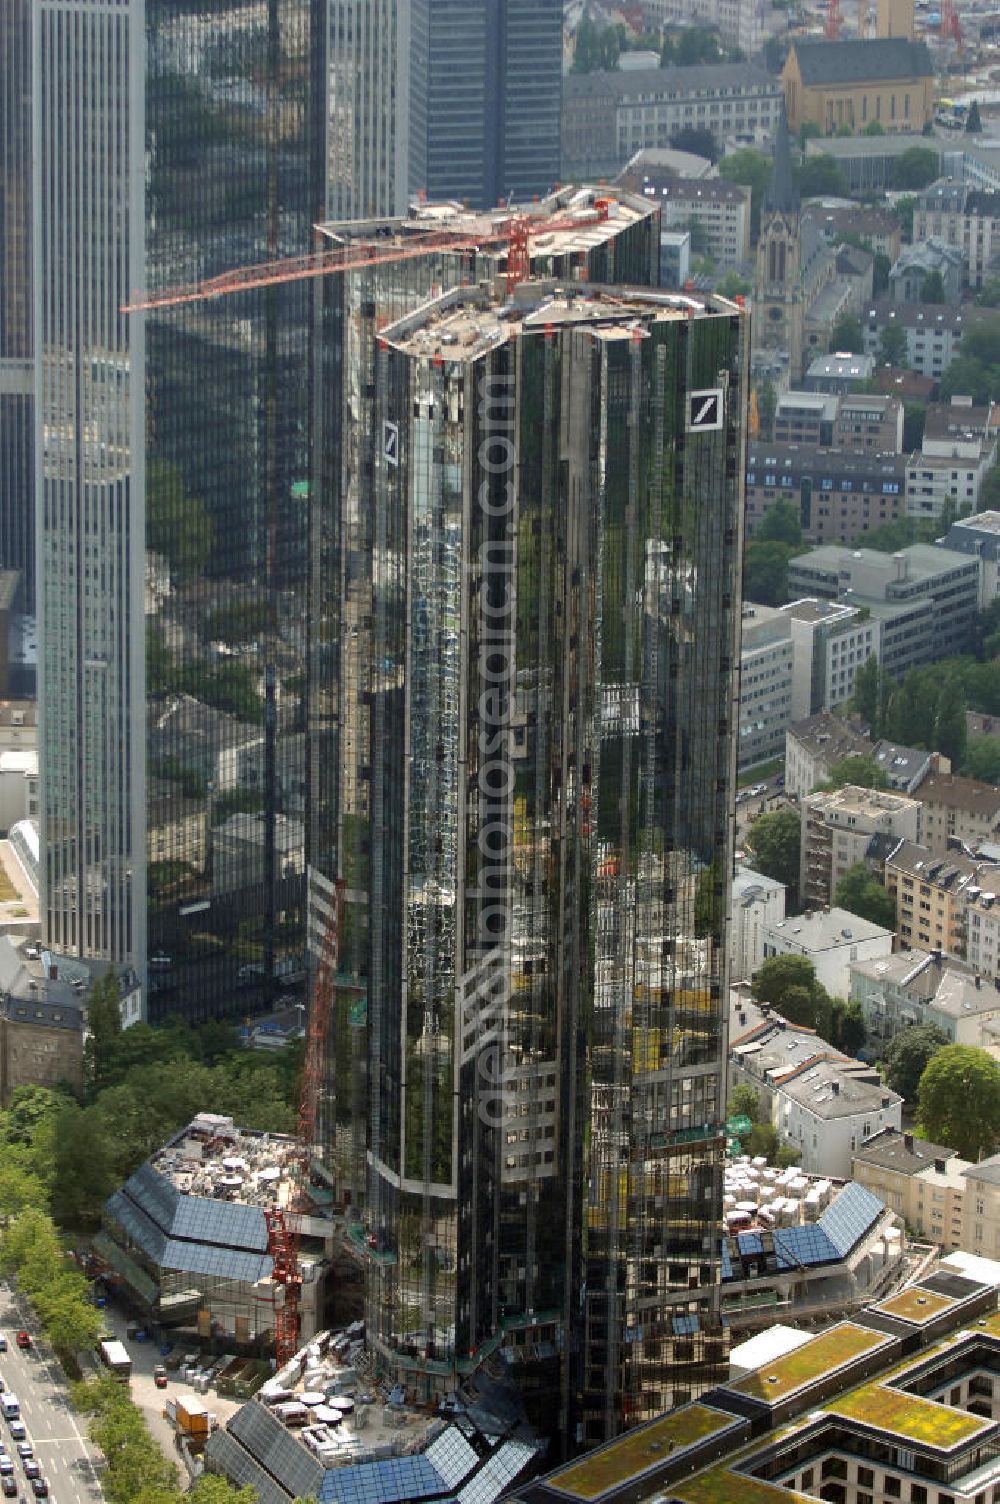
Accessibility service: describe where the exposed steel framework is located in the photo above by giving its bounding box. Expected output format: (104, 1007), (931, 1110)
(122, 203), (618, 314)
(266, 879), (346, 1367)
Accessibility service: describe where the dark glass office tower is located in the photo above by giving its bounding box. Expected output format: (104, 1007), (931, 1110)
(408, 0), (562, 208)
(0, 0), (33, 613)
(360, 281), (746, 1443)
(141, 0), (327, 1018)
(18, 0), (327, 1001)
(310, 190), (661, 1215)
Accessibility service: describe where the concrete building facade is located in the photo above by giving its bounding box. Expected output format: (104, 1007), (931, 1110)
(731, 866), (787, 981)
(781, 37), (935, 135)
(801, 783), (921, 907)
(763, 905), (895, 998)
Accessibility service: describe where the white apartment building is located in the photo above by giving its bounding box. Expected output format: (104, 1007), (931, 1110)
(739, 605), (794, 769)
(905, 397), (997, 523)
(730, 993), (902, 1178)
(801, 783), (921, 908)
(731, 865), (786, 981)
(784, 713), (870, 799)
(762, 906), (894, 1000)
(778, 599), (876, 720)
(940, 510), (1000, 607)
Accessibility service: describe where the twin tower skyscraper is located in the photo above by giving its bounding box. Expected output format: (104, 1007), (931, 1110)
(0, 0), (747, 1450)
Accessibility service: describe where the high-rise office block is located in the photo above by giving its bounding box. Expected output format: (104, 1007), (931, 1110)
(34, 0), (146, 961)
(8, 0), (327, 1001)
(356, 281), (746, 1443)
(311, 188), (661, 1216)
(326, 0), (562, 219)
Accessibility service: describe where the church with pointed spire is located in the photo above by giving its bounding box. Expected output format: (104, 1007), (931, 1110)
(753, 112), (873, 380)
(754, 112), (805, 373)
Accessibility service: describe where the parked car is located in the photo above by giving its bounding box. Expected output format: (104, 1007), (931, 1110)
(2, 1475), (16, 1497)
(14, 1335), (29, 1352)
(21, 1464), (38, 1482)
(30, 1479), (46, 1499)
(153, 1367), (167, 1390)
(0, 1459), (13, 1477)
(0, 1336), (7, 1352)
(9, 1425), (26, 1443)
(15, 1448), (30, 1462)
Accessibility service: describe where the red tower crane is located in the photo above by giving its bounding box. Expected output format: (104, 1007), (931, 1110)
(266, 879), (345, 1368)
(941, 0), (963, 49)
(825, 0), (841, 41)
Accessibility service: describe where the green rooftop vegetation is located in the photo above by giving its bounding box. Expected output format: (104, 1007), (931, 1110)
(673, 1463), (812, 1504)
(828, 1385), (991, 1448)
(732, 1323), (887, 1402)
(877, 1287), (956, 1324)
(547, 1406), (737, 1500)
(975, 1308), (1000, 1340)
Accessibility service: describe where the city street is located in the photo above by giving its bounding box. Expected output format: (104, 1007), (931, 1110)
(0, 1287), (104, 1504)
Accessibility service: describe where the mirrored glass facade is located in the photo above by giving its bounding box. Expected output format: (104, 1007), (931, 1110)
(142, 0), (326, 1018)
(356, 283), (746, 1443)
(311, 191), (661, 1216)
(0, 0), (33, 613)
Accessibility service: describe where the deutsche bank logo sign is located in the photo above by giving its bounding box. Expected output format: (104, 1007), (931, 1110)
(383, 420), (400, 466)
(688, 388), (724, 432)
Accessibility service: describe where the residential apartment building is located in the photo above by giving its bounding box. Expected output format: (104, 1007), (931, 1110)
(852, 1129), (968, 1250)
(913, 180), (1000, 291)
(787, 543), (981, 667)
(916, 771), (1000, 855)
(959, 1157), (1000, 1262)
(635, 177), (752, 269)
(729, 994), (901, 1178)
(781, 37), (935, 135)
(962, 885), (1000, 984)
(805, 203), (903, 261)
(882, 839), (991, 956)
(805, 353), (876, 395)
(357, 282), (746, 1440)
(745, 444), (907, 547)
(562, 64), (783, 179)
(889, 238), (965, 305)
(801, 784), (921, 907)
(779, 602), (876, 720)
(763, 906), (895, 998)
(731, 867), (787, 981)
(739, 606), (794, 769)
(785, 714), (871, 798)
(861, 301), (980, 380)
(905, 398), (997, 523)
(850, 949), (1000, 1050)
(941, 511), (1000, 607)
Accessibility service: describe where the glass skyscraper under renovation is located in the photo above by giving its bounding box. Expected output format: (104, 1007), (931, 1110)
(351, 280), (747, 1443)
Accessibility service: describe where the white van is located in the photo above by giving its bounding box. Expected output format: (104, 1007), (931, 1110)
(1, 1397), (18, 1421)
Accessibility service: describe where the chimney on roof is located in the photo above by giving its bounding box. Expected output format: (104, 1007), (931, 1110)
(935, 1158), (947, 1173)
(904, 1133), (915, 1152)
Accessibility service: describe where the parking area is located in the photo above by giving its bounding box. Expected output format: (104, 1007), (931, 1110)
(98, 1308), (244, 1469)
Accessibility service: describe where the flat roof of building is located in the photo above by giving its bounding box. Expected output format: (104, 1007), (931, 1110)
(767, 905), (893, 949)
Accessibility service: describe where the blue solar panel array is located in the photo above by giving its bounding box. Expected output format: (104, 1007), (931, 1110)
(819, 1181), (883, 1256)
(318, 1456), (448, 1504)
(721, 1183), (883, 1283)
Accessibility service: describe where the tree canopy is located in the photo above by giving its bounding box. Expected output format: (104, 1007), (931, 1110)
(829, 314), (865, 354)
(921, 269), (946, 304)
(878, 322), (908, 368)
(755, 497), (803, 547)
(746, 808), (801, 898)
(719, 148), (772, 241)
(893, 147), (941, 191)
(796, 155), (849, 199)
(753, 954), (866, 1052)
(834, 862), (897, 931)
(820, 754), (890, 791)
(918, 1044), (1000, 1160)
(883, 1022), (948, 1101)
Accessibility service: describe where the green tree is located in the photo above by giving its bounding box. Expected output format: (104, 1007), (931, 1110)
(716, 270), (752, 298)
(727, 1083), (762, 1122)
(967, 99), (984, 133)
(918, 1044), (1000, 1159)
(50, 1104), (115, 1228)
(978, 276), (1000, 307)
(746, 808), (801, 896)
(754, 954), (819, 1011)
(902, 402), (924, 448)
(798, 121), (822, 147)
(85, 970), (122, 1093)
(833, 999), (867, 1054)
(964, 736), (1000, 783)
(755, 497), (803, 547)
(885, 669), (926, 745)
(671, 128), (719, 164)
(894, 147), (941, 191)
(895, 195), (916, 241)
(756, 378), (777, 440)
(35, 1275), (103, 1355)
(742, 539), (798, 605)
(852, 653), (894, 735)
(873, 251), (892, 299)
(862, 120), (886, 136)
(146, 458), (214, 581)
(829, 314), (865, 354)
(921, 269), (946, 304)
(820, 754), (890, 790)
(719, 148), (773, 241)
(934, 676), (968, 765)
(834, 862), (897, 930)
(878, 322), (909, 368)
(883, 1022), (948, 1101)
(796, 155), (849, 199)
